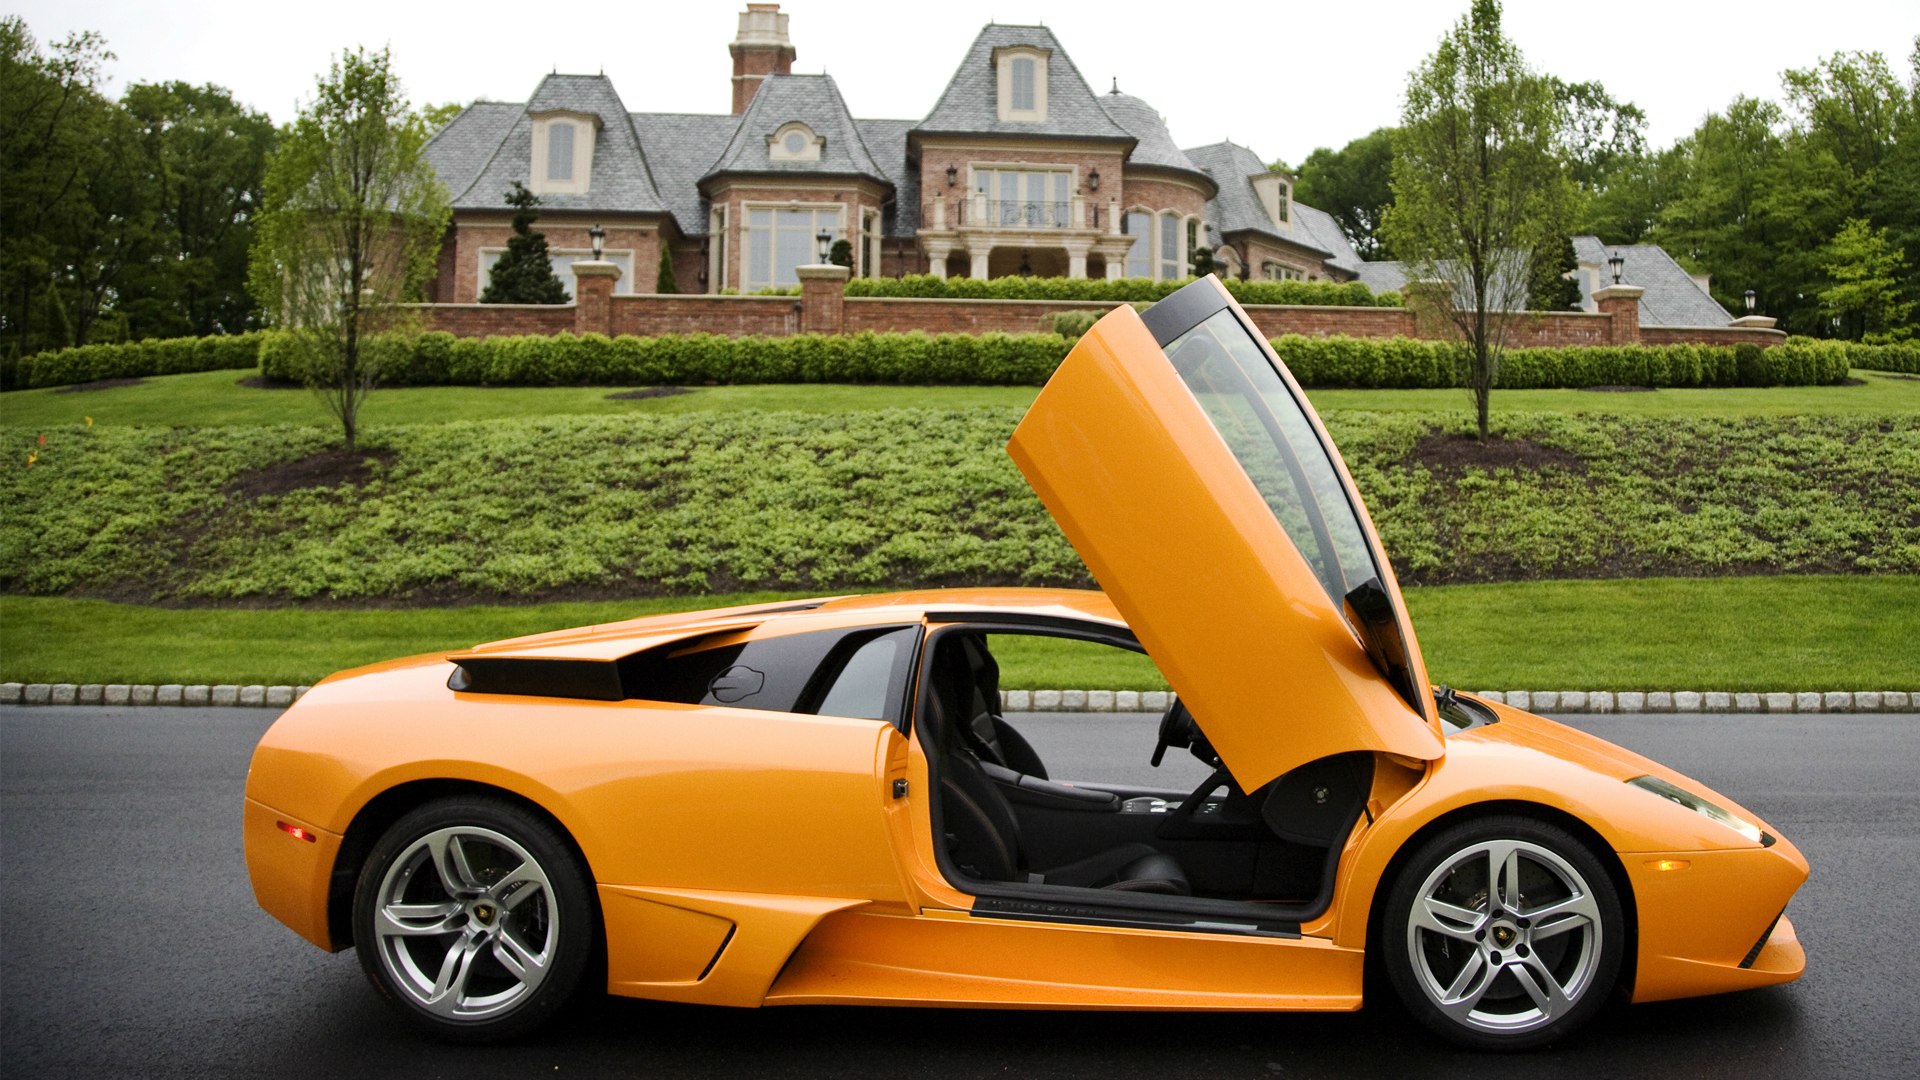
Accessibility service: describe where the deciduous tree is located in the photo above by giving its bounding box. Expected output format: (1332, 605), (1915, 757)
(248, 47), (449, 451)
(1383, 0), (1574, 439)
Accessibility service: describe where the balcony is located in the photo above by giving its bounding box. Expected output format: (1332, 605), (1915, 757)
(926, 194), (1120, 234)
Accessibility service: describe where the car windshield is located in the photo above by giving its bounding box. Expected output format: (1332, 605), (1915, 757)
(1164, 308), (1380, 609)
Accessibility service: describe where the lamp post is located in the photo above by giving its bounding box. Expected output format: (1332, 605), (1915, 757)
(817, 228), (832, 264)
(1607, 250), (1625, 284)
(1744, 289), (1756, 314)
(588, 224), (605, 260)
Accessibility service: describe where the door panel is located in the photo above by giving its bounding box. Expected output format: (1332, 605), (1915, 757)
(1006, 283), (1443, 792)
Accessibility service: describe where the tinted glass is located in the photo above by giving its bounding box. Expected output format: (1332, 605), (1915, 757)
(1164, 308), (1379, 606)
(622, 626), (906, 716)
(813, 628), (916, 722)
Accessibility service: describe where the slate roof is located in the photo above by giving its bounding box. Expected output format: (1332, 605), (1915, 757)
(1184, 141), (1363, 275)
(703, 74), (890, 186)
(1097, 90), (1210, 188)
(1572, 237), (1733, 326)
(630, 112), (742, 235)
(914, 25), (1132, 143)
(427, 74), (666, 216)
(857, 119), (921, 237)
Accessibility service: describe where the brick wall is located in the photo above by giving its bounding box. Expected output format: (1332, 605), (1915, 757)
(609, 293), (799, 337)
(415, 292), (1787, 348)
(447, 219), (661, 302)
(423, 304), (576, 338)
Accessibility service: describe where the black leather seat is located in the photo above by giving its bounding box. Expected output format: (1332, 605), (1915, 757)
(930, 636), (1190, 897)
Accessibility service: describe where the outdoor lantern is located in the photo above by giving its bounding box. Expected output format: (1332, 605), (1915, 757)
(589, 224), (605, 260)
(817, 229), (832, 263)
(1608, 250), (1625, 284)
(1744, 288), (1756, 313)
(1088, 167), (1100, 191)
(946, 165), (958, 187)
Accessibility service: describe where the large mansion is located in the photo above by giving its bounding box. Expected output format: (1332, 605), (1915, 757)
(423, 4), (1735, 329)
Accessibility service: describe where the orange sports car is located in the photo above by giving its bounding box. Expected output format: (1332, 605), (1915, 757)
(244, 277), (1806, 1050)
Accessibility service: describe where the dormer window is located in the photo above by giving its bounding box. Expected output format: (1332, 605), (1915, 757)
(768, 121), (824, 162)
(530, 111), (597, 195)
(1252, 173), (1292, 229)
(994, 46), (1049, 122)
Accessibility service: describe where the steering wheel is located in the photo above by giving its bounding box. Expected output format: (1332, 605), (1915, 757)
(1150, 697), (1197, 767)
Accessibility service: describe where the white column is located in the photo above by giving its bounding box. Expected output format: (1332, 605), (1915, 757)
(1104, 257), (1122, 281)
(926, 244), (950, 279)
(1066, 242), (1090, 280)
(969, 248), (991, 279)
(1107, 198), (1121, 235)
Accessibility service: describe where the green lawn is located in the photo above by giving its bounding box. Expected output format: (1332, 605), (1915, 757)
(5, 367), (1917, 430)
(4, 576), (1913, 691)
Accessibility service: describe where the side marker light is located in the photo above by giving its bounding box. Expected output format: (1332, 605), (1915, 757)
(277, 821), (318, 843)
(1643, 858), (1691, 872)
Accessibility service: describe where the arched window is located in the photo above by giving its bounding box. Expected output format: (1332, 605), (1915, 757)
(1159, 212), (1181, 280)
(1124, 210), (1152, 277)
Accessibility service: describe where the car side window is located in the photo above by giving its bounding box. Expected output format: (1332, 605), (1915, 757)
(620, 624), (918, 723)
(809, 627), (919, 725)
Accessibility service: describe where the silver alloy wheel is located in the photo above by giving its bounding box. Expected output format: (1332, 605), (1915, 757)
(371, 825), (558, 1021)
(1404, 838), (1603, 1036)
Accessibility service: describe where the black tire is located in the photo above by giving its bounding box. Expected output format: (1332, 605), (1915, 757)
(352, 796), (594, 1042)
(1380, 814), (1624, 1051)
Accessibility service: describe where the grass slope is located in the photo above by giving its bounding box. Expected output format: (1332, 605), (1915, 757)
(3, 576), (1913, 690)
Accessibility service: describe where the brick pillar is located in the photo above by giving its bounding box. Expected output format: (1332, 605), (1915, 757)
(796, 263), (848, 334)
(571, 261), (621, 336)
(1593, 283), (1644, 345)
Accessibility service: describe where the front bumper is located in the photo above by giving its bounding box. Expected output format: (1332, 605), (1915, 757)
(1625, 836), (1808, 1003)
(243, 797), (343, 952)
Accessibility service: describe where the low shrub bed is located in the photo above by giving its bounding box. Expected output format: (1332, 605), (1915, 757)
(1802, 337), (1920, 375)
(4, 411), (1914, 602)
(5, 332), (268, 391)
(255, 331), (1854, 390)
(843, 273), (1400, 307)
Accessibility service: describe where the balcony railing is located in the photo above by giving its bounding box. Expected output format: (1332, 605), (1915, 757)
(933, 195), (1104, 231)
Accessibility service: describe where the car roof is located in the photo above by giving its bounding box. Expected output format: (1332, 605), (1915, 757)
(458, 587), (1124, 661)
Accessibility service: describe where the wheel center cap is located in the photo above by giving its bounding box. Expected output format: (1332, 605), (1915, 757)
(472, 902), (496, 925)
(1491, 923), (1517, 948)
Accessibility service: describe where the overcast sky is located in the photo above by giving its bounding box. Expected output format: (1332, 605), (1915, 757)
(15, 0), (1916, 167)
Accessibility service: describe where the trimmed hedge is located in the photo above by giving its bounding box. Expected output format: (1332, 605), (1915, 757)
(843, 273), (1401, 307)
(1280, 335), (1852, 389)
(5, 333), (267, 391)
(267, 329), (1852, 390)
(260, 330), (1073, 387)
(1799, 336), (1920, 375)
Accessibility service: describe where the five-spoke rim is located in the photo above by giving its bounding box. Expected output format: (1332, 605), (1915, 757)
(1405, 838), (1602, 1034)
(373, 825), (558, 1020)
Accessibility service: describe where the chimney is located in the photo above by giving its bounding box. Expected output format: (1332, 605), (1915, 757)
(730, 4), (795, 115)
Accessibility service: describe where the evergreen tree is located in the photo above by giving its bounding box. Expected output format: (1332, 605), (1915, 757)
(1528, 237), (1583, 311)
(828, 238), (853, 270)
(480, 182), (566, 304)
(655, 246), (679, 294)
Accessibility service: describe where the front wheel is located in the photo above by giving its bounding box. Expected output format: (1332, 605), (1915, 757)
(353, 797), (594, 1042)
(1381, 815), (1624, 1050)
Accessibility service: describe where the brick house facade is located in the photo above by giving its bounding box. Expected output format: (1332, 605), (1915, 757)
(423, 3), (1750, 336)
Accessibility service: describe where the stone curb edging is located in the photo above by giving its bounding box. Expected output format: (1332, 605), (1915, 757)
(0, 683), (311, 708)
(0, 683), (1912, 715)
(993, 688), (1916, 714)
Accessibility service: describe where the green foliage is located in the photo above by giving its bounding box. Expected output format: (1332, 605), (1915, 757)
(1294, 128), (1398, 260)
(1818, 217), (1914, 341)
(3, 411), (1913, 602)
(828, 239), (853, 271)
(479, 182), (567, 304)
(7, 332), (266, 389)
(1045, 311), (1103, 340)
(0, 20), (277, 357)
(1277, 335), (1851, 389)
(259, 330), (1073, 387)
(655, 247), (679, 295)
(1528, 237), (1582, 312)
(1385, 0), (1578, 437)
(842, 274), (1399, 307)
(248, 47), (451, 450)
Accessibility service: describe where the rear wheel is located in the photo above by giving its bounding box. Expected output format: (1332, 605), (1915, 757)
(1382, 815), (1623, 1050)
(352, 797), (593, 1042)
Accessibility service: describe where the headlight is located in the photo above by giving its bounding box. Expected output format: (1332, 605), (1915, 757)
(1627, 776), (1770, 845)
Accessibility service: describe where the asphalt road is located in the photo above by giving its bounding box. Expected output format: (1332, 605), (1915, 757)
(2, 705), (1915, 1079)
